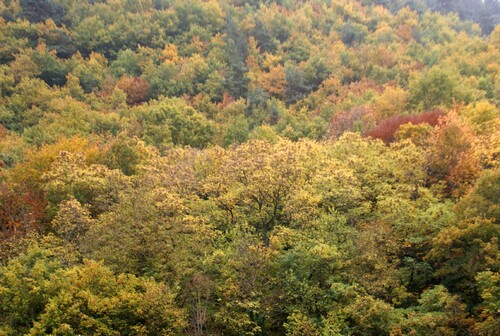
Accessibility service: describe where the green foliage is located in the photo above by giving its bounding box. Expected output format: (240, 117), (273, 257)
(102, 134), (152, 175)
(20, 0), (65, 25)
(345, 295), (399, 335)
(394, 285), (473, 336)
(426, 218), (500, 305)
(140, 97), (215, 148)
(0, 245), (62, 335)
(30, 46), (68, 86)
(29, 260), (187, 336)
(457, 169), (500, 223)
(409, 67), (459, 110)
(110, 49), (142, 78)
(0, 245), (187, 336)
(340, 22), (368, 46)
(475, 271), (500, 335)
(284, 311), (319, 336)
(83, 185), (214, 281)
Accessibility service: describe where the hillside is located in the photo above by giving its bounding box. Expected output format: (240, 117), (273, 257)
(0, 0), (499, 335)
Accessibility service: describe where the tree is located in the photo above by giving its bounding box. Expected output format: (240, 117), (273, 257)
(204, 237), (274, 335)
(284, 311), (319, 336)
(340, 22), (368, 46)
(426, 218), (500, 305)
(31, 44), (68, 86)
(102, 134), (152, 176)
(1, 77), (54, 132)
(0, 183), (45, 241)
(284, 63), (311, 105)
(223, 12), (249, 99)
(0, 244), (63, 335)
(51, 197), (93, 245)
(327, 106), (371, 139)
(393, 285), (474, 336)
(70, 53), (107, 93)
(116, 75), (151, 105)
(0, 245), (187, 336)
(42, 26), (76, 59)
(204, 139), (317, 243)
(0, 0), (499, 333)
(43, 151), (130, 218)
(427, 111), (481, 197)
(409, 67), (458, 111)
(345, 295), (399, 335)
(29, 260), (187, 336)
(348, 221), (408, 304)
(475, 271), (500, 335)
(8, 51), (40, 83)
(366, 110), (443, 143)
(372, 86), (409, 123)
(457, 169), (500, 224)
(111, 49), (142, 77)
(250, 18), (276, 53)
(20, 0), (65, 25)
(140, 97), (214, 148)
(271, 236), (344, 327)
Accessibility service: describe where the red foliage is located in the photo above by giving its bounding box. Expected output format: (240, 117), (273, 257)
(0, 184), (46, 240)
(365, 109), (444, 143)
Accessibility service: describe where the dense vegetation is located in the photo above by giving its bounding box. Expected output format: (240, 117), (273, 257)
(0, 0), (499, 335)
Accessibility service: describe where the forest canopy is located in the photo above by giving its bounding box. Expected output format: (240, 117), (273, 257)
(0, 0), (499, 335)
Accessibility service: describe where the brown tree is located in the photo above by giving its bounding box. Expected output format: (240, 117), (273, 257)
(116, 76), (151, 105)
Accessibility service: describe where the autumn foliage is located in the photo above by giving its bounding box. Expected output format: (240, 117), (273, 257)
(0, 185), (46, 240)
(116, 76), (151, 105)
(0, 0), (498, 335)
(366, 110), (444, 143)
